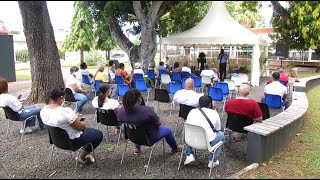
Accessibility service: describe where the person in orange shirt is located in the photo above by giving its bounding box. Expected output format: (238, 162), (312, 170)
(118, 63), (133, 86)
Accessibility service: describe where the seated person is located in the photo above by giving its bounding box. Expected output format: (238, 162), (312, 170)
(41, 86), (103, 164)
(181, 62), (192, 75)
(0, 77), (46, 134)
(92, 83), (122, 135)
(158, 61), (169, 74)
(173, 78), (203, 107)
(263, 72), (288, 107)
(94, 64), (118, 99)
(107, 60), (116, 83)
(201, 65), (215, 85)
(80, 62), (94, 83)
(210, 63), (220, 81)
(133, 62), (144, 76)
(267, 68), (289, 85)
(225, 84), (263, 123)
(184, 95), (224, 168)
(116, 63), (133, 86)
(65, 66), (90, 115)
(118, 89), (181, 154)
(172, 62), (181, 73)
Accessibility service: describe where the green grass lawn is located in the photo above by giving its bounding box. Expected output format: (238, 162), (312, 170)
(240, 85), (320, 179)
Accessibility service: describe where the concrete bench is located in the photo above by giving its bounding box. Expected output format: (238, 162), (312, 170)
(244, 75), (320, 164)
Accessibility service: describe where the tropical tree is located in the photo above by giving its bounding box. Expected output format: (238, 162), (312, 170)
(62, 1), (94, 63)
(18, 1), (64, 104)
(94, 20), (117, 61)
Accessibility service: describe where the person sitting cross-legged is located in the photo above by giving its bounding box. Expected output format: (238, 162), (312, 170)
(40, 86), (103, 164)
(118, 88), (181, 154)
(184, 95), (224, 168)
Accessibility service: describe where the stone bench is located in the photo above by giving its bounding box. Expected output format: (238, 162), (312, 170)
(244, 75), (320, 164)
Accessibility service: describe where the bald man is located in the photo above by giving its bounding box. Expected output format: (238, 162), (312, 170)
(225, 84), (263, 123)
(173, 78), (204, 107)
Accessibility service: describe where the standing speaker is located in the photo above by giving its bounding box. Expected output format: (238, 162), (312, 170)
(275, 44), (289, 58)
(0, 35), (16, 82)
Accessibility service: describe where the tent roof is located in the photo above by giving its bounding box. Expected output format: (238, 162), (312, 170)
(161, 1), (268, 47)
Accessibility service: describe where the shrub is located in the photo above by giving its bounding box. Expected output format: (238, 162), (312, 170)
(85, 50), (105, 66)
(58, 49), (65, 60)
(15, 50), (29, 62)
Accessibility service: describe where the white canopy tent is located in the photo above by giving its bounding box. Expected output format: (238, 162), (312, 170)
(160, 1), (268, 86)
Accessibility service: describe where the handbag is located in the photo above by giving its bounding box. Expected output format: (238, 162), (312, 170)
(198, 107), (218, 133)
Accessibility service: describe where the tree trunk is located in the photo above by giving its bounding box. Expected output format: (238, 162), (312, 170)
(106, 50), (110, 60)
(18, 1), (64, 104)
(80, 49), (84, 63)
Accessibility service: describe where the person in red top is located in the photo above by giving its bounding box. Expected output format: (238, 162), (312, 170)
(117, 63), (133, 86)
(267, 68), (289, 85)
(225, 84), (263, 123)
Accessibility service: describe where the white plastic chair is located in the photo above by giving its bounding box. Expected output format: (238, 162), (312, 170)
(178, 122), (223, 178)
(224, 79), (236, 99)
(238, 73), (249, 84)
(201, 76), (212, 93)
(231, 74), (242, 97)
(160, 74), (171, 89)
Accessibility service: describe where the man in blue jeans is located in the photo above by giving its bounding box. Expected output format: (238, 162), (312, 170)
(184, 95), (225, 168)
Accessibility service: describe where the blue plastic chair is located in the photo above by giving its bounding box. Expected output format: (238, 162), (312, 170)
(168, 82), (182, 95)
(172, 72), (182, 82)
(159, 70), (167, 76)
(215, 82), (229, 96)
(182, 71), (190, 78)
(115, 75), (125, 85)
(94, 80), (103, 91)
(134, 73), (144, 81)
(191, 76), (202, 92)
(82, 75), (92, 85)
(208, 87), (226, 117)
(135, 79), (152, 103)
(117, 84), (130, 101)
(279, 80), (286, 86)
(147, 71), (156, 81)
(181, 78), (187, 89)
(265, 94), (283, 110)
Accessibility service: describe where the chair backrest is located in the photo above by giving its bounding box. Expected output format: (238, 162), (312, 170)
(115, 75), (124, 85)
(118, 84), (130, 97)
(191, 76), (202, 88)
(135, 79), (148, 91)
(279, 80), (287, 87)
(146, 71), (156, 80)
(208, 87), (224, 101)
(94, 80), (103, 91)
(231, 74), (242, 87)
(201, 76), (212, 85)
(224, 79), (236, 91)
(213, 72), (219, 82)
(158, 69), (167, 76)
(123, 123), (151, 146)
(265, 94), (282, 109)
(238, 73), (249, 84)
(168, 82), (182, 95)
(134, 73), (144, 81)
(215, 82), (229, 95)
(82, 75), (91, 85)
(172, 72), (182, 82)
(179, 104), (196, 120)
(184, 122), (209, 150)
(154, 89), (170, 103)
(64, 88), (77, 102)
(2, 106), (20, 121)
(182, 71), (190, 78)
(161, 74), (171, 84)
(181, 78), (187, 89)
(226, 112), (253, 134)
(96, 109), (119, 126)
(258, 102), (270, 120)
(47, 125), (74, 151)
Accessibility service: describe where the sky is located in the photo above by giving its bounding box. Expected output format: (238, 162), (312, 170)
(0, 1), (274, 38)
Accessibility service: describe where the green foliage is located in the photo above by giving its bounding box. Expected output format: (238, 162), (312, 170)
(85, 50), (105, 66)
(94, 18), (117, 51)
(58, 49), (65, 60)
(15, 50), (29, 62)
(62, 1), (94, 52)
(9, 30), (20, 34)
(271, 1), (320, 50)
(133, 37), (141, 46)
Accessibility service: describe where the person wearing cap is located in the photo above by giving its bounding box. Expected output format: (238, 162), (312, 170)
(133, 62), (144, 75)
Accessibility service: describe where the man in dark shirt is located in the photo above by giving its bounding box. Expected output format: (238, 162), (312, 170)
(197, 52), (206, 72)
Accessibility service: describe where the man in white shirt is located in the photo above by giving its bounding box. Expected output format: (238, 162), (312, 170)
(133, 62), (144, 75)
(201, 65), (215, 79)
(263, 72), (288, 107)
(184, 95), (225, 168)
(173, 78), (203, 107)
(181, 62), (192, 75)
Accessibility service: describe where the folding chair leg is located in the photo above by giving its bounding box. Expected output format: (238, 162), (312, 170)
(21, 120), (27, 143)
(74, 149), (81, 174)
(90, 143), (98, 166)
(145, 145), (155, 175)
(120, 140), (128, 164)
(178, 143), (185, 170)
(48, 145), (55, 169)
(209, 153), (215, 178)
(162, 139), (165, 175)
(5, 121), (10, 138)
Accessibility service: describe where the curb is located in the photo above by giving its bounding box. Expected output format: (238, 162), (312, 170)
(227, 163), (259, 179)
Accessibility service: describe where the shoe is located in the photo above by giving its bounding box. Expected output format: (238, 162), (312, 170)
(85, 154), (95, 163)
(171, 145), (182, 154)
(184, 154), (196, 165)
(208, 160), (219, 168)
(134, 149), (141, 155)
(19, 127), (33, 134)
(115, 128), (120, 135)
(75, 156), (88, 164)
